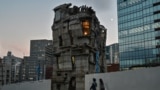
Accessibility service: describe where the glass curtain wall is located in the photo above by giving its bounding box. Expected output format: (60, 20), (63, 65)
(118, 0), (160, 70)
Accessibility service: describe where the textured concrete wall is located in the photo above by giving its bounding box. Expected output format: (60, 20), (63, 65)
(85, 67), (160, 90)
(1, 80), (51, 90)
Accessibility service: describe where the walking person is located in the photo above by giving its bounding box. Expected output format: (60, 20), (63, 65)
(90, 78), (97, 90)
(99, 78), (105, 90)
(68, 77), (76, 90)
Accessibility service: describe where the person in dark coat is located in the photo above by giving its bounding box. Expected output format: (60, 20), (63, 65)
(99, 78), (105, 90)
(90, 78), (97, 90)
(68, 77), (76, 90)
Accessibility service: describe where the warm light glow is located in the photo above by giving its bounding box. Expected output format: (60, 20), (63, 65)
(84, 31), (88, 35)
(82, 21), (90, 26)
(84, 25), (89, 29)
(82, 20), (90, 36)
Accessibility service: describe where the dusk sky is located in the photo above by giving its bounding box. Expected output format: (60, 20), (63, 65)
(0, 0), (118, 58)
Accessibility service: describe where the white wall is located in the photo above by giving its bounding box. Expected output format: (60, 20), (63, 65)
(85, 67), (160, 90)
(1, 80), (51, 90)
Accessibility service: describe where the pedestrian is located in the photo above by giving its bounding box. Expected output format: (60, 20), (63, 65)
(99, 78), (105, 90)
(68, 77), (76, 90)
(90, 78), (97, 90)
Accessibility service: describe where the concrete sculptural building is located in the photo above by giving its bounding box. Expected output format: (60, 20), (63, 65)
(51, 3), (107, 90)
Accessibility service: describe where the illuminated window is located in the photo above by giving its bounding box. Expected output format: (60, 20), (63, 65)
(71, 56), (75, 64)
(82, 20), (90, 36)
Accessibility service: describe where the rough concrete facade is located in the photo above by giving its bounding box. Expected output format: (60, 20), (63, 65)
(51, 3), (106, 90)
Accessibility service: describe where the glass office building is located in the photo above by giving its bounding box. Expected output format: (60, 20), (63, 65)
(106, 43), (119, 64)
(117, 0), (160, 70)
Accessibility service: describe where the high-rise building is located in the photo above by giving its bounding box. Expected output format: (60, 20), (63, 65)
(0, 63), (11, 86)
(106, 43), (119, 64)
(30, 39), (52, 57)
(45, 44), (54, 67)
(118, 0), (160, 70)
(19, 58), (25, 82)
(3, 51), (22, 83)
(25, 39), (52, 80)
(45, 44), (55, 79)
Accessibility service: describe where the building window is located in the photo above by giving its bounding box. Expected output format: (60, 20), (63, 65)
(82, 20), (90, 36)
(55, 10), (61, 21)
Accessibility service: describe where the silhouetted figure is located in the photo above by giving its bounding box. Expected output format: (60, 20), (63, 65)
(64, 73), (68, 82)
(99, 78), (105, 90)
(56, 84), (61, 90)
(90, 78), (97, 90)
(57, 73), (61, 90)
(68, 77), (76, 90)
